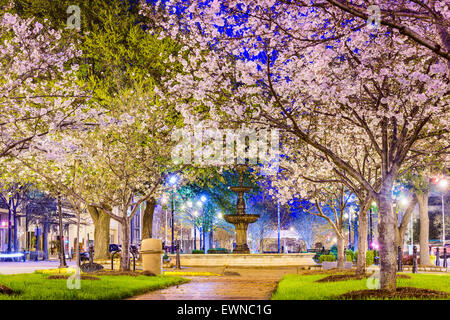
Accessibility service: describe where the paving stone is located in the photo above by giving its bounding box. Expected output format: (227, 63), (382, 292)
(128, 267), (294, 300)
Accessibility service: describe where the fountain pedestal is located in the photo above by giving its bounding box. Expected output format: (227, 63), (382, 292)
(224, 214), (260, 254)
(224, 165), (260, 254)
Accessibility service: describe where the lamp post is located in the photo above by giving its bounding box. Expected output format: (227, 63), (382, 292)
(171, 190), (175, 254)
(277, 201), (280, 254)
(161, 195), (169, 249)
(437, 179), (447, 246)
(168, 175), (178, 254)
(193, 209), (199, 250)
(197, 196), (207, 253)
(344, 209), (354, 248)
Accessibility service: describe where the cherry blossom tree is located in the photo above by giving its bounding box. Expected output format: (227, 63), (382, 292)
(143, 0), (449, 290)
(0, 13), (89, 158)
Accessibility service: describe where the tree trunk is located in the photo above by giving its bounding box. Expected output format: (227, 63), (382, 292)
(76, 209), (81, 269)
(87, 205), (111, 260)
(120, 219), (130, 271)
(396, 195), (418, 253)
(209, 230), (214, 249)
(377, 184), (397, 292)
(142, 198), (156, 239)
(13, 208), (18, 252)
(337, 235), (345, 269)
(356, 201), (369, 275)
(7, 208), (11, 253)
(194, 227), (197, 250)
(417, 191), (432, 266)
(57, 196), (67, 267)
(42, 220), (49, 260)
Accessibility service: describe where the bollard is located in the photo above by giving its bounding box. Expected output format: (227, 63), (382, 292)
(141, 239), (163, 275)
(412, 246), (418, 273)
(444, 248), (448, 268)
(176, 240), (181, 269)
(436, 248), (440, 266)
(397, 246), (403, 271)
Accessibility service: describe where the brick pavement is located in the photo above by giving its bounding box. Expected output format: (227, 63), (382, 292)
(128, 267), (298, 300)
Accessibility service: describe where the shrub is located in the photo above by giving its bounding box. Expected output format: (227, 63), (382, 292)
(192, 250), (204, 254)
(319, 254), (336, 263)
(207, 248), (228, 254)
(354, 250), (375, 266)
(346, 249), (355, 262)
(330, 245), (338, 259)
(366, 250), (375, 265)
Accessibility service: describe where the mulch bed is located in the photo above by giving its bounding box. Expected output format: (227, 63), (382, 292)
(0, 284), (15, 295)
(92, 270), (156, 277)
(223, 271), (241, 276)
(47, 275), (100, 280)
(316, 273), (411, 283)
(299, 269), (355, 276)
(339, 287), (448, 300)
(316, 273), (371, 282)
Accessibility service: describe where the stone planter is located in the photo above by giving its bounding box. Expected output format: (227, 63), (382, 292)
(322, 261), (353, 270)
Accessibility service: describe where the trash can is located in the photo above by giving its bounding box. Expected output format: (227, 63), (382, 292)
(140, 238), (164, 275)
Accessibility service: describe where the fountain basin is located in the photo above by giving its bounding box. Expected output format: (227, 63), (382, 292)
(229, 186), (253, 193)
(166, 253), (318, 268)
(224, 214), (260, 224)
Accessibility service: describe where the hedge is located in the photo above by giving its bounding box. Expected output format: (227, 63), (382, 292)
(354, 250), (375, 266)
(318, 254), (336, 263)
(207, 248), (229, 254)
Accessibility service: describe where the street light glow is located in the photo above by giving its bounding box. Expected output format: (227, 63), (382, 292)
(217, 212), (222, 219)
(169, 175), (178, 185)
(187, 200), (193, 208)
(438, 179), (448, 190)
(193, 210), (199, 217)
(201, 195), (207, 202)
(196, 200), (203, 207)
(400, 197), (409, 206)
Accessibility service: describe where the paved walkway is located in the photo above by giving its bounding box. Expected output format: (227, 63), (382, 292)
(0, 260), (76, 274)
(129, 267), (298, 300)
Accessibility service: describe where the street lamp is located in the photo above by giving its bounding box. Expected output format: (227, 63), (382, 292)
(168, 175), (178, 254)
(437, 178), (447, 246)
(193, 210), (199, 250)
(161, 195), (169, 245)
(198, 196), (207, 252)
(344, 209), (354, 249)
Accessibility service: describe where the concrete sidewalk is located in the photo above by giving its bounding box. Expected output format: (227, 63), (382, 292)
(0, 261), (77, 274)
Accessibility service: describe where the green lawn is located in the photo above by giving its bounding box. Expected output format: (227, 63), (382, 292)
(271, 273), (450, 300)
(0, 273), (188, 300)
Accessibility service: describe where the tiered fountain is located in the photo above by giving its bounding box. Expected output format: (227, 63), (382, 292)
(224, 164), (260, 254)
